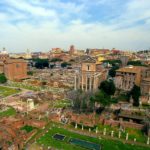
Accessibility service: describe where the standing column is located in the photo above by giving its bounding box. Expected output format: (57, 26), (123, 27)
(93, 76), (95, 90)
(78, 75), (80, 89)
(82, 75), (84, 90)
(74, 75), (77, 90)
(90, 76), (92, 91)
(85, 75), (87, 91)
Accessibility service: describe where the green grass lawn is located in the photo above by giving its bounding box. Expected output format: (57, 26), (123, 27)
(0, 86), (20, 97)
(21, 125), (36, 133)
(96, 124), (147, 143)
(53, 99), (71, 108)
(37, 126), (150, 150)
(0, 107), (16, 117)
(8, 82), (40, 91)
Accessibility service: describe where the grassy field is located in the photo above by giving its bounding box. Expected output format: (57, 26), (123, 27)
(8, 82), (40, 91)
(53, 99), (71, 108)
(0, 107), (16, 117)
(37, 126), (150, 150)
(0, 86), (20, 97)
(96, 124), (147, 143)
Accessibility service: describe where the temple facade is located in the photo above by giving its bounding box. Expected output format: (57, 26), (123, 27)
(74, 56), (107, 91)
(114, 66), (147, 91)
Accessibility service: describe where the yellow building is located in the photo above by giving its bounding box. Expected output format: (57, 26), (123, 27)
(97, 56), (105, 62)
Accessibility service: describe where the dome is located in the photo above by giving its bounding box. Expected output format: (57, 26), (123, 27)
(0, 48), (8, 54)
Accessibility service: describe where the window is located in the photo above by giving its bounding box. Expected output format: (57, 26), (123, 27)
(87, 65), (90, 70)
(16, 64), (20, 68)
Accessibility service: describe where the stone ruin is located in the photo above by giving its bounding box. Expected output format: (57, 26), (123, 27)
(20, 91), (65, 104)
(0, 116), (46, 150)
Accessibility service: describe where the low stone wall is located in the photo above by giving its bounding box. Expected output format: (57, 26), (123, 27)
(104, 119), (120, 127)
(120, 121), (144, 129)
(103, 119), (144, 129)
(26, 120), (46, 128)
(68, 112), (96, 127)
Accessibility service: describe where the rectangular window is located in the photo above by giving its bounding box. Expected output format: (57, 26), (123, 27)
(87, 65), (90, 70)
(16, 64), (20, 68)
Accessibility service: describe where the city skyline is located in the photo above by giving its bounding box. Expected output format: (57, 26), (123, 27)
(0, 0), (150, 52)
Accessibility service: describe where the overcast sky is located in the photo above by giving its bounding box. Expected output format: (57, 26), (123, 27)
(0, 0), (150, 52)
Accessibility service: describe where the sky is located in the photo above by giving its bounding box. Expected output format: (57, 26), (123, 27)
(0, 0), (150, 52)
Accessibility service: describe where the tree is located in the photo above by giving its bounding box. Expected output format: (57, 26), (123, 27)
(130, 85), (141, 106)
(92, 90), (110, 106)
(27, 71), (33, 76)
(50, 58), (62, 62)
(127, 60), (147, 66)
(99, 80), (116, 96)
(34, 59), (49, 69)
(61, 62), (71, 68)
(67, 90), (94, 112)
(0, 73), (7, 83)
(109, 65), (119, 77)
(91, 90), (118, 108)
(49, 64), (55, 69)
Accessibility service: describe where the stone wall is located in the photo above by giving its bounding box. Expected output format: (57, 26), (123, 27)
(102, 119), (144, 129)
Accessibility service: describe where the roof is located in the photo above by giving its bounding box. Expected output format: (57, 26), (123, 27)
(142, 77), (150, 82)
(75, 55), (96, 63)
(82, 56), (96, 63)
(116, 66), (147, 73)
(5, 59), (27, 64)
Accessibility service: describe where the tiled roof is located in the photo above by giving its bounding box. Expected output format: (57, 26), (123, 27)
(5, 59), (27, 64)
(76, 55), (96, 63)
(116, 66), (147, 73)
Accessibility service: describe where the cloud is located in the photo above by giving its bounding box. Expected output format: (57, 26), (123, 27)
(0, 0), (150, 52)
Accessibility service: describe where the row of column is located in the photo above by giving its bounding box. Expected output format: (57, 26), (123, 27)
(74, 74), (97, 91)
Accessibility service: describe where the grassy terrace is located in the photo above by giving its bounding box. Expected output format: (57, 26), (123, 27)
(0, 107), (16, 118)
(36, 124), (150, 150)
(0, 86), (20, 97)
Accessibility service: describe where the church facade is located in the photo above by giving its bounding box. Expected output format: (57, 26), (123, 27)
(74, 56), (107, 91)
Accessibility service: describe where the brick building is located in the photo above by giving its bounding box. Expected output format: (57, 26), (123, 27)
(114, 66), (148, 91)
(0, 59), (28, 81)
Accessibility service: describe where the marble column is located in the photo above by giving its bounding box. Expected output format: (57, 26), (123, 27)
(93, 76), (95, 90)
(78, 75), (80, 89)
(85, 75), (87, 91)
(94, 77), (97, 90)
(74, 75), (77, 90)
(90, 76), (92, 91)
(82, 75), (84, 90)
